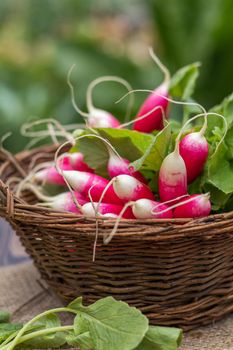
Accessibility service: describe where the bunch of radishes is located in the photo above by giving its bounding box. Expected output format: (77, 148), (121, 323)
(20, 48), (215, 221)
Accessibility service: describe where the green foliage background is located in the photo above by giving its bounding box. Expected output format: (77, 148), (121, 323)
(1, 0), (233, 151)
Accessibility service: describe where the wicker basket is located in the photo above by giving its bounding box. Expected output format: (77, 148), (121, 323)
(1, 145), (233, 331)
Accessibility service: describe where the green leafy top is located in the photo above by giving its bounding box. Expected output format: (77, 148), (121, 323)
(75, 128), (154, 177)
(169, 62), (200, 100)
(0, 297), (182, 350)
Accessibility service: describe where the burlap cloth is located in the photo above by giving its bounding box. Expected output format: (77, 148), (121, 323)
(1, 263), (233, 350)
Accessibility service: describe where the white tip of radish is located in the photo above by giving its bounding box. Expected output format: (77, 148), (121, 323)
(51, 193), (67, 210)
(132, 199), (154, 219)
(160, 152), (186, 183)
(81, 203), (118, 218)
(102, 213), (118, 218)
(157, 81), (169, 95)
(159, 151), (187, 202)
(88, 108), (120, 128)
(33, 169), (46, 182)
(113, 174), (138, 200)
(81, 202), (97, 217)
(62, 170), (89, 191)
(68, 152), (83, 166)
(132, 198), (173, 219)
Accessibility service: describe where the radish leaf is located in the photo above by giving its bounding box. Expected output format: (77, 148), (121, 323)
(0, 311), (10, 324)
(71, 296), (149, 350)
(130, 124), (171, 171)
(76, 128), (153, 177)
(169, 62), (200, 100)
(135, 326), (182, 350)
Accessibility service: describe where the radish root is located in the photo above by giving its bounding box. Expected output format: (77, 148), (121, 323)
(148, 47), (170, 84)
(104, 201), (134, 244)
(86, 75), (134, 123)
(151, 193), (210, 216)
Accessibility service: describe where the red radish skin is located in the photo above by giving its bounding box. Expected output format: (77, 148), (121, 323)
(34, 164), (72, 185)
(107, 152), (147, 184)
(132, 199), (173, 219)
(179, 132), (209, 183)
(133, 47), (171, 133)
(33, 152), (93, 186)
(133, 82), (169, 133)
(63, 152), (94, 173)
(62, 170), (122, 205)
(159, 150), (188, 202)
(113, 175), (154, 202)
(81, 202), (134, 219)
(174, 194), (211, 218)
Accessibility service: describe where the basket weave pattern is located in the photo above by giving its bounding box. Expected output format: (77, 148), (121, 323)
(1, 145), (233, 330)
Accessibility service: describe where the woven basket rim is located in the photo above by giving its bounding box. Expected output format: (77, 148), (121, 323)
(1, 144), (233, 239)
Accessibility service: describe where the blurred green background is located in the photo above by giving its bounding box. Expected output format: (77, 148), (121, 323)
(1, 0), (233, 152)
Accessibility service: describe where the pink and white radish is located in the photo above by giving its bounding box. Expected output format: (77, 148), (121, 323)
(179, 132), (208, 183)
(133, 47), (170, 132)
(68, 67), (133, 128)
(158, 144), (188, 202)
(33, 161), (73, 186)
(62, 170), (122, 205)
(113, 174), (154, 202)
(81, 202), (134, 219)
(63, 152), (94, 173)
(158, 109), (215, 202)
(178, 112), (227, 184)
(103, 196), (171, 245)
(173, 194), (211, 218)
(132, 199), (173, 219)
(42, 192), (87, 213)
(21, 183), (87, 213)
(107, 148), (147, 183)
(33, 151), (94, 185)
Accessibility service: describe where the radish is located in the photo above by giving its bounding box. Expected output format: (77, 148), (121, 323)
(33, 152), (94, 185)
(174, 110), (209, 184)
(20, 183), (87, 213)
(133, 83), (169, 132)
(54, 134), (133, 204)
(63, 152), (94, 173)
(132, 199), (173, 219)
(157, 110), (214, 202)
(107, 148), (147, 183)
(173, 194), (211, 218)
(158, 146), (188, 203)
(42, 192), (87, 213)
(62, 170), (122, 205)
(133, 47), (170, 133)
(113, 174), (154, 202)
(34, 162), (73, 185)
(177, 112), (227, 183)
(179, 132), (208, 183)
(81, 202), (134, 219)
(68, 67), (133, 128)
(103, 197), (171, 245)
(117, 90), (207, 133)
